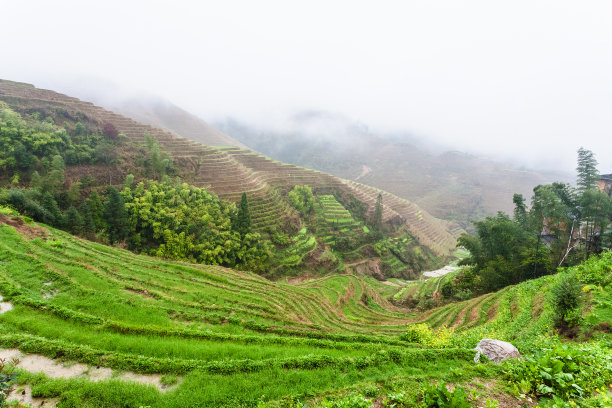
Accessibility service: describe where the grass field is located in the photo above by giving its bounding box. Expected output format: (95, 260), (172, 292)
(0, 213), (610, 407)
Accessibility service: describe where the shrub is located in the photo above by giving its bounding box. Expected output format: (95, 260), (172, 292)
(551, 274), (582, 332)
(401, 323), (453, 348)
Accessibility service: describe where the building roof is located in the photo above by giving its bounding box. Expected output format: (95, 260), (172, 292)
(601, 174), (612, 181)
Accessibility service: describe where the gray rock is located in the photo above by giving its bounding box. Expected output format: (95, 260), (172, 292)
(474, 338), (521, 363)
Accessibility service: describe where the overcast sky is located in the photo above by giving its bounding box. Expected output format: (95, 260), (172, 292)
(1, 0), (611, 173)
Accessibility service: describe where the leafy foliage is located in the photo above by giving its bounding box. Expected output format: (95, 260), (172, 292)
(420, 382), (471, 408)
(319, 393), (371, 408)
(123, 180), (269, 270)
(0, 104), (111, 181)
(288, 185), (315, 216)
(401, 323), (453, 348)
(505, 344), (612, 404)
(551, 274), (582, 331)
(0, 358), (18, 407)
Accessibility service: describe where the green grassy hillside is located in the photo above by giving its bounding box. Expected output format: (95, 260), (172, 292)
(1, 212), (609, 407)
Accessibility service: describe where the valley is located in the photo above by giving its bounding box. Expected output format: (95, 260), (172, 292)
(0, 80), (610, 408)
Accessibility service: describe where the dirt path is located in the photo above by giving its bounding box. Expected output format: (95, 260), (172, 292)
(0, 294), (14, 314)
(354, 165), (372, 181)
(0, 348), (179, 396)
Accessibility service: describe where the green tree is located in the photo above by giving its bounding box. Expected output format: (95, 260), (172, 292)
(40, 192), (61, 226)
(512, 193), (528, 228)
(103, 187), (128, 244)
(235, 192), (252, 237)
(371, 193), (384, 239)
(41, 155), (65, 193)
(576, 147), (599, 194)
(62, 205), (83, 235)
(458, 212), (547, 292)
(80, 201), (96, 236)
(124, 173), (135, 189)
(88, 191), (105, 230)
(144, 134), (172, 179)
(580, 189), (612, 255)
(288, 185), (315, 216)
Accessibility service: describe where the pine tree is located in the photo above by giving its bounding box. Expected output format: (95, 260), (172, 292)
(80, 201), (96, 236)
(576, 147), (599, 193)
(103, 187), (128, 244)
(62, 206), (83, 235)
(235, 192), (252, 237)
(373, 193), (383, 239)
(88, 191), (104, 230)
(40, 192), (61, 226)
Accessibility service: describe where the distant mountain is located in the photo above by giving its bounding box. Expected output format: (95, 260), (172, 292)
(214, 112), (571, 230)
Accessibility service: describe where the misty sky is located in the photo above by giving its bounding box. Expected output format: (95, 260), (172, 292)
(1, 0), (611, 173)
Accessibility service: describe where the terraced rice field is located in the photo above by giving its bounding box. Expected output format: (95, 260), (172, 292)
(0, 80), (462, 259)
(0, 220), (482, 406)
(394, 271), (459, 304)
(0, 217), (579, 406)
(315, 195), (363, 246)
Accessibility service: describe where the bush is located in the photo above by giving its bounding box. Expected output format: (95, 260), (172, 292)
(401, 323), (453, 348)
(551, 274), (582, 332)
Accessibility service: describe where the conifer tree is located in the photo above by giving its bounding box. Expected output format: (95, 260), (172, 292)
(372, 193), (383, 239)
(88, 191), (104, 230)
(80, 202), (96, 236)
(40, 192), (61, 226)
(576, 147), (599, 194)
(235, 192), (252, 237)
(103, 187), (128, 244)
(62, 205), (83, 235)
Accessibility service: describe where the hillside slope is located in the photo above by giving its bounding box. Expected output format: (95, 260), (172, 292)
(0, 79), (461, 262)
(215, 115), (569, 230)
(1, 212), (609, 407)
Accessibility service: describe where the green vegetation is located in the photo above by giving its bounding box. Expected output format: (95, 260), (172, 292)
(1, 83), (610, 408)
(0, 210), (610, 407)
(452, 147), (612, 298)
(289, 185), (315, 217)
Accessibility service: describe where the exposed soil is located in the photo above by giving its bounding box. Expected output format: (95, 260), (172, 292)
(7, 384), (59, 408)
(0, 348), (178, 393)
(0, 213), (48, 239)
(467, 379), (538, 408)
(531, 293), (544, 318)
(379, 280), (399, 287)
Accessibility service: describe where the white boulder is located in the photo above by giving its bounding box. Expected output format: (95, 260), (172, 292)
(474, 338), (521, 363)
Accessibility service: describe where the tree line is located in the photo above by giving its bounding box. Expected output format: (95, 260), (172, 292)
(445, 148), (612, 298)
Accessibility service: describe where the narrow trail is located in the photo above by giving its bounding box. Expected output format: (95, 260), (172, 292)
(0, 348), (179, 394)
(354, 164), (372, 181)
(0, 294), (14, 314)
